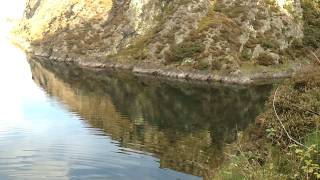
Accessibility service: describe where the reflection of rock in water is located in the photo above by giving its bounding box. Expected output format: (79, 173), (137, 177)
(29, 58), (272, 179)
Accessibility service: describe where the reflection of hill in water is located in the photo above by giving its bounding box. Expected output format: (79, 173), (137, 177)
(29, 58), (272, 179)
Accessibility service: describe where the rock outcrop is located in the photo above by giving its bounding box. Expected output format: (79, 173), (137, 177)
(14, 0), (320, 83)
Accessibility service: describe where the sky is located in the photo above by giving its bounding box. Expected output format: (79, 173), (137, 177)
(0, 1), (25, 21)
(0, 0), (26, 39)
(0, 0), (46, 128)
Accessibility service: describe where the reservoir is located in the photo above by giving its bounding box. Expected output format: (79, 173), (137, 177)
(0, 41), (272, 179)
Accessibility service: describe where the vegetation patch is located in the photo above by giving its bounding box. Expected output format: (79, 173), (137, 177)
(198, 7), (239, 34)
(256, 52), (277, 66)
(302, 0), (320, 49)
(215, 66), (320, 179)
(112, 28), (158, 61)
(261, 39), (279, 50)
(165, 38), (205, 63)
(241, 48), (252, 61)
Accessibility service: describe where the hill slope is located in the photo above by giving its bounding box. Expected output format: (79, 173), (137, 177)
(14, 0), (320, 84)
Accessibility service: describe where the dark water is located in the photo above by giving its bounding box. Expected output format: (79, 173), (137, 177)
(0, 43), (273, 180)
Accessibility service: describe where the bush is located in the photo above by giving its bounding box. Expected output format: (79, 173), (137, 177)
(241, 48), (252, 61)
(302, 0), (320, 48)
(165, 40), (205, 63)
(262, 39), (278, 49)
(256, 52), (276, 66)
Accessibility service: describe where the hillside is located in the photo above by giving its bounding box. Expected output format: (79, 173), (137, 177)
(14, 0), (320, 84)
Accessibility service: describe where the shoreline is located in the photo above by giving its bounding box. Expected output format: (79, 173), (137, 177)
(13, 37), (307, 85)
(32, 54), (303, 85)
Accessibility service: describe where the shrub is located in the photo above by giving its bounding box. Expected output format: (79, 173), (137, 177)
(262, 39), (278, 49)
(302, 0), (320, 49)
(165, 40), (205, 63)
(256, 52), (276, 66)
(241, 48), (252, 61)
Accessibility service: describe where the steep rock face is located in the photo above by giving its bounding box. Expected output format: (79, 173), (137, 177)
(15, 0), (319, 80)
(20, 0), (211, 59)
(162, 0), (305, 70)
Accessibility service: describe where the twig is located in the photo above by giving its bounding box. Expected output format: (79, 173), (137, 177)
(273, 87), (307, 148)
(310, 50), (320, 65)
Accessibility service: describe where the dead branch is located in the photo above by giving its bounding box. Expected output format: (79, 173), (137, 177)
(273, 87), (307, 148)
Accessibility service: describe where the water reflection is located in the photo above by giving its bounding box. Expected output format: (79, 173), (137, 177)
(0, 41), (200, 180)
(29, 58), (272, 179)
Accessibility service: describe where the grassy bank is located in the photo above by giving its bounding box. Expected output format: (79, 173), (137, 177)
(215, 64), (320, 179)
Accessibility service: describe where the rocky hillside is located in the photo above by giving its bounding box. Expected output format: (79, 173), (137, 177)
(14, 0), (320, 83)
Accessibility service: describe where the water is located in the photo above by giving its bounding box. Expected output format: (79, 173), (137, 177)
(0, 41), (273, 180)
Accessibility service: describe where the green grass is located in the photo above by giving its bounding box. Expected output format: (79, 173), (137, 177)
(305, 131), (320, 149)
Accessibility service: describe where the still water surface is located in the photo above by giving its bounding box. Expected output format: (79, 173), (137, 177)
(0, 41), (272, 179)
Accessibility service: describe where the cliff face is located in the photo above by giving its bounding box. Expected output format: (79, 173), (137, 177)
(15, 0), (319, 82)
